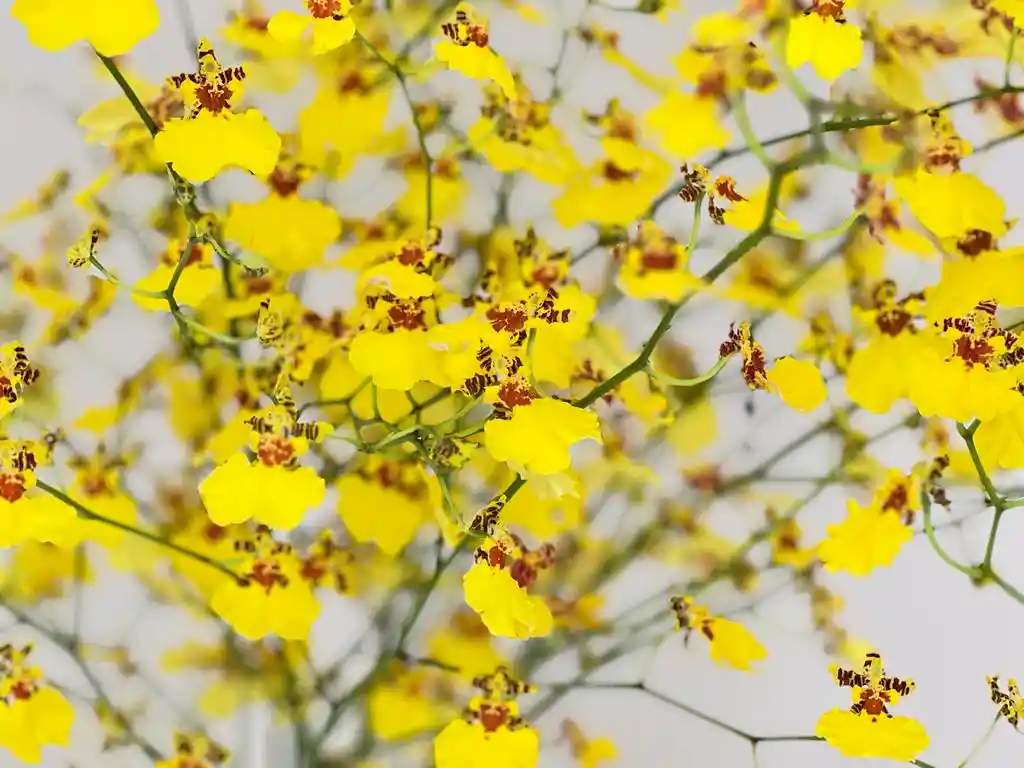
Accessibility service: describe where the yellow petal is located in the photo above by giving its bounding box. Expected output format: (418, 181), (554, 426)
(311, 16), (356, 55)
(225, 193), (339, 272)
(267, 10), (312, 43)
(766, 357), (827, 413)
(484, 398), (601, 475)
(348, 330), (443, 392)
(816, 709), (928, 761)
(155, 111), (281, 183)
(12, 0), (159, 56)
(86, 0), (161, 56)
(817, 500), (912, 576)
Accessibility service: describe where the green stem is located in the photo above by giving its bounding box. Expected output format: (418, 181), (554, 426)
(87, 257), (167, 300)
(164, 234), (197, 300)
(647, 83), (1024, 218)
(781, 209), (863, 242)
(958, 421), (1003, 512)
(172, 311), (251, 347)
(921, 489), (980, 580)
(956, 713), (1001, 768)
(35, 479), (237, 578)
(310, 542), (467, 750)
(357, 30), (433, 228)
(0, 600), (166, 761)
(647, 355), (733, 388)
(732, 92), (774, 168)
(1007, 27), (1019, 88)
(94, 51), (160, 137)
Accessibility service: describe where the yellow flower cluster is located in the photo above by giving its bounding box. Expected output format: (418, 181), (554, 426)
(9, 0), (1024, 765)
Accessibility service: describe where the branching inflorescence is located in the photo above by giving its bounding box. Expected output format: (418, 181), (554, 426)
(3, 0), (1024, 766)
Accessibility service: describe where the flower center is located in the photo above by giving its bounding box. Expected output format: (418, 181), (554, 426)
(161, 243), (203, 268)
(8, 677), (35, 701)
(339, 70), (370, 94)
(203, 522), (228, 542)
(307, 0), (343, 19)
(957, 229), (995, 257)
(602, 161), (639, 182)
(194, 82), (235, 114)
(881, 484), (908, 513)
(242, 558), (289, 594)
(874, 308), (912, 337)
(952, 335), (994, 367)
(486, 305), (528, 334)
(0, 473), (26, 503)
(496, 378), (534, 409)
(810, 0), (846, 20)
(477, 702), (510, 732)
(486, 545), (506, 569)
(387, 301), (428, 330)
(432, 157), (459, 179)
(257, 435), (295, 467)
(81, 472), (111, 497)
(640, 249), (678, 272)
(0, 376), (16, 405)
(268, 167), (302, 197)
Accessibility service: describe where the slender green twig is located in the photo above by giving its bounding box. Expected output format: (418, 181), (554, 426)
(35, 480), (237, 578)
(780, 209), (864, 242)
(310, 542), (469, 752)
(646, 83), (1024, 218)
(732, 92), (775, 168)
(94, 52), (160, 137)
(0, 600), (165, 761)
(86, 257), (166, 299)
(1006, 27), (1019, 89)
(956, 713), (1001, 768)
(922, 489), (980, 580)
(647, 355), (733, 388)
(357, 30), (434, 228)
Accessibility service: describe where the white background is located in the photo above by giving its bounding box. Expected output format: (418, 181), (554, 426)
(3, 0), (1024, 766)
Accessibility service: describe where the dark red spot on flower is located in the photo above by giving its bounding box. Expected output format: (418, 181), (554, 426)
(741, 345), (767, 389)
(387, 302), (427, 330)
(0, 473), (26, 503)
(257, 436), (295, 467)
(396, 245), (425, 265)
(9, 680), (33, 700)
(487, 545), (506, 569)
(307, 0), (342, 19)
(530, 264), (560, 288)
(246, 276), (274, 295)
(863, 696), (885, 716)
(268, 167), (302, 197)
(714, 177), (746, 202)
(163, 243), (204, 268)
(194, 83), (234, 114)
(640, 249), (677, 272)
(0, 376), (16, 404)
(957, 229), (995, 257)
(203, 522), (227, 542)
(952, 335), (993, 366)
(602, 162), (638, 182)
(875, 308), (913, 337)
(487, 306), (528, 334)
(81, 473), (110, 497)
(300, 558), (327, 582)
(497, 378), (534, 409)
(246, 559), (288, 593)
(478, 702), (509, 732)
(696, 71), (726, 98)
(881, 484), (908, 513)
(339, 70), (370, 94)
